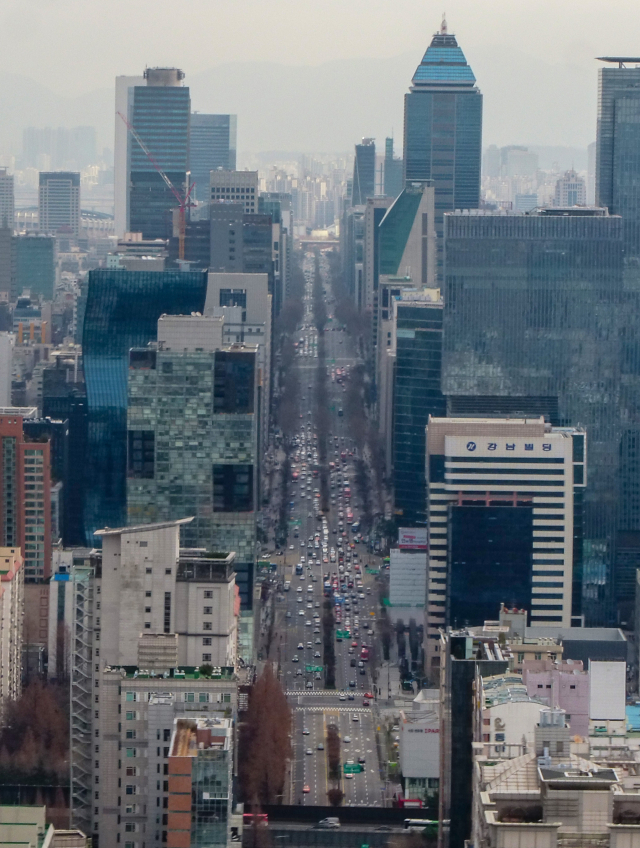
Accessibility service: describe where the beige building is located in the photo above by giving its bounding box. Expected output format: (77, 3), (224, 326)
(0, 547), (23, 719)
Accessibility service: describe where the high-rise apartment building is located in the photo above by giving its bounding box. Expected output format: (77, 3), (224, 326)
(0, 169), (14, 229)
(114, 74), (145, 238)
(554, 168), (586, 207)
(82, 268), (208, 542)
(127, 68), (190, 240)
(190, 114), (237, 202)
(210, 170), (258, 213)
(443, 208), (635, 622)
(127, 315), (259, 607)
(351, 138), (376, 206)
(392, 291), (445, 525)
(403, 19), (482, 276)
(38, 172), (80, 236)
(425, 417), (586, 670)
(0, 411), (52, 582)
(0, 547), (23, 723)
(596, 56), (640, 257)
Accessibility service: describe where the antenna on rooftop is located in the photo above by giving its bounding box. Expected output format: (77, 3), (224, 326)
(441, 13), (448, 34)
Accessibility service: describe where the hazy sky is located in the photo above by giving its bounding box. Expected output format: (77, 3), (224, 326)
(2, 0), (640, 151)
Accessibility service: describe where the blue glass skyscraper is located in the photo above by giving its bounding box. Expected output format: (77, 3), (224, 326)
(128, 68), (190, 240)
(403, 19), (482, 276)
(596, 56), (640, 258)
(82, 269), (208, 542)
(189, 114), (237, 202)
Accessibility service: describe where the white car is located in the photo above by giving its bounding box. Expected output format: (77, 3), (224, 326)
(297, 586), (303, 593)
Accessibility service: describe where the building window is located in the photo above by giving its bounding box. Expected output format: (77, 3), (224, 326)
(203, 622), (212, 631)
(126, 730), (136, 739)
(202, 654), (212, 662)
(126, 766), (136, 777)
(125, 692), (137, 702)
(125, 785), (136, 795)
(126, 748), (137, 758)
(203, 637), (212, 646)
(185, 693), (195, 703)
(127, 430), (155, 479)
(212, 463), (254, 512)
(204, 590), (213, 599)
(203, 606), (212, 615)
(199, 692), (210, 702)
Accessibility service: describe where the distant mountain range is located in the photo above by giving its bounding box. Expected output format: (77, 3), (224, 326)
(0, 46), (599, 159)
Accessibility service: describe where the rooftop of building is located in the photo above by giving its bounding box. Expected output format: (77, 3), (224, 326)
(478, 751), (617, 797)
(170, 716), (231, 758)
(95, 517), (193, 536)
(411, 18), (477, 88)
(104, 664), (235, 681)
(481, 673), (547, 708)
(447, 206), (612, 217)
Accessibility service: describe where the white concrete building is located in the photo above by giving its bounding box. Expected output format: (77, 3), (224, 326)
(210, 170), (258, 213)
(399, 689), (440, 803)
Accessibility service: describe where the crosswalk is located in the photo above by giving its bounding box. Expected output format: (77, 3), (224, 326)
(294, 705), (371, 714)
(286, 689), (369, 697)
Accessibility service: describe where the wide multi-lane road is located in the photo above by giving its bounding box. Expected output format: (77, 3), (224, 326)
(269, 251), (386, 807)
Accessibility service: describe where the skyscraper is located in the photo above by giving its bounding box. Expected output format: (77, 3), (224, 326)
(114, 74), (145, 238)
(403, 18), (482, 276)
(596, 56), (640, 257)
(0, 169), (14, 229)
(351, 138), (376, 206)
(38, 172), (80, 236)
(189, 114), (237, 202)
(443, 208), (633, 623)
(554, 168), (586, 207)
(127, 68), (190, 240)
(82, 268), (208, 542)
(383, 138), (403, 199)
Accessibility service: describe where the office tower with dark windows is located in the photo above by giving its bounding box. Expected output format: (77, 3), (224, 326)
(596, 56), (640, 258)
(425, 417), (586, 671)
(114, 75), (145, 238)
(127, 68), (190, 240)
(13, 234), (55, 300)
(392, 291), (445, 526)
(351, 138), (376, 206)
(82, 268), (208, 543)
(210, 171), (258, 214)
(384, 138), (404, 199)
(189, 114), (237, 202)
(127, 315), (258, 607)
(38, 172), (80, 236)
(403, 19), (482, 277)
(443, 208), (636, 623)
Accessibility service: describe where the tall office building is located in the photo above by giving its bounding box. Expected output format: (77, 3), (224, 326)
(38, 172), (80, 236)
(383, 138), (403, 199)
(554, 168), (586, 207)
(351, 138), (376, 206)
(210, 170), (258, 213)
(82, 268), (208, 542)
(403, 18), (482, 276)
(0, 548), (23, 724)
(392, 291), (445, 525)
(114, 74), (145, 238)
(596, 56), (640, 257)
(74, 520), (238, 844)
(210, 202), (244, 272)
(13, 233), (55, 300)
(363, 196), (393, 313)
(0, 169), (14, 229)
(128, 68), (190, 240)
(190, 114), (237, 202)
(443, 208), (631, 622)
(127, 315), (259, 607)
(425, 417), (586, 669)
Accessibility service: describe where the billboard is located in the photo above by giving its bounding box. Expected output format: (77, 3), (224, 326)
(398, 528), (428, 550)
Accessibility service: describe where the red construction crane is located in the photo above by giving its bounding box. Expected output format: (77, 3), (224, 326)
(117, 110), (194, 260)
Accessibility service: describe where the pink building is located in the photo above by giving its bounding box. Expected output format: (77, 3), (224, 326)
(522, 659), (589, 738)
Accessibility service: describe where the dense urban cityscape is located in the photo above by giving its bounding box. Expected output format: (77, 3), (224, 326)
(2, 5), (640, 848)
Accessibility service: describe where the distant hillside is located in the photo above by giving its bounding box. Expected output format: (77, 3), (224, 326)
(0, 46), (598, 158)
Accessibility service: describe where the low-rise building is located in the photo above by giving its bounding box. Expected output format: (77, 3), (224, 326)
(522, 659), (590, 738)
(399, 689), (440, 804)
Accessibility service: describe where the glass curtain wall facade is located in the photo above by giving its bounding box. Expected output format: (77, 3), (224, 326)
(127, 347), (258, 607)
(403, 25), (482, 278)
(82, 269), (208, 543)
(351, 139), (376, 206)
(442, 209), (638, 623)
(393, 300), (445, 525)
(189, 114), (237, 202)
(128, 77), (190, 240)
(596, 61), (640, 259)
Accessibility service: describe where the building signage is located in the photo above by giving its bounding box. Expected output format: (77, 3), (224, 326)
(398, 528), (428, 550)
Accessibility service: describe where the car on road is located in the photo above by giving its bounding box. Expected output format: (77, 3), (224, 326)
(298, 610), (304, 616)
(339, 692), (346, 700)
(348, 693), (355, 700)
(306, 681), (313, 688)
(303, 785), (310, 794)
(316, 818), (340, 829)
(302, 728), (310, 735)
(348, 679), (356, 687)
(358, 756), (366, 764)
(298, 643), (304, 649)
(305, 748), (313, 755)
(364, 692), (374, 699)
(317, 742), (324, 751)
(345, 773), (353, 780)
(352, 715), (359, 722)
(343, 735), (351, 743)
(292, 655), (299, 662)
(314, 651), (321, 658)
(305, 620), (312, 626)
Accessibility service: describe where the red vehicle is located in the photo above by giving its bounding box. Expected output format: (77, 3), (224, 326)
(344, 487), (351, 498)
(340, 451), (347, 462)
(364, 692), (374, 699)
(363, 698), (370, 706)
(243, 813), (268, 826)
(360, 647), (369, 661)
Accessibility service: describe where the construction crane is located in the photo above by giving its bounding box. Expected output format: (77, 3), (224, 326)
(117, 110), (194, 260)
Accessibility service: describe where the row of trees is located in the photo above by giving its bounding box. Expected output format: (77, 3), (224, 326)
(238, 665), (292, 805)
(0, 680), (69, 785)
(323, 598), (336, 688)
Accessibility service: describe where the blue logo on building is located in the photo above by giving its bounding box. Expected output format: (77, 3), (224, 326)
(466, 441), (477, 452)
